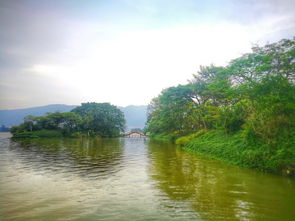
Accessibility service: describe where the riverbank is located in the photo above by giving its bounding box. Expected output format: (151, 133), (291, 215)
(12, 130), (64, 138)
(176, 130), (295, 177)
(12, 129), (118, 138)
(145, 38), (295, 177)
(11, 130), (125, 138)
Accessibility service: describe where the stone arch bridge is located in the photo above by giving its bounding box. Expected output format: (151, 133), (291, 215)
(124, 130), (146, 137)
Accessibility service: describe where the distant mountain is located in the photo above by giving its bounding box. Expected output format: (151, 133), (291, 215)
(120, 105), (147, 129)
(0, 104), (77, 127)
(0, 104), (147, 129)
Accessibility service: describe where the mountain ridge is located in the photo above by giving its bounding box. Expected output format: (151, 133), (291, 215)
(0, 104), (147, 129)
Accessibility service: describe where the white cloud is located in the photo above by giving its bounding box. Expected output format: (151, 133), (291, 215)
(24, 23), (259, 106)
(1, 0), (294, 109)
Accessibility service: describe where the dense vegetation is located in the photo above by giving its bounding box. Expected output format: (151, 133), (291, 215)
(0, 104), (147, 129)
(11, 102), (125, 138)
(145, 38), (295, 175)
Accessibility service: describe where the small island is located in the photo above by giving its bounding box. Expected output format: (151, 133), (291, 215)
(11, 102), (126, 138)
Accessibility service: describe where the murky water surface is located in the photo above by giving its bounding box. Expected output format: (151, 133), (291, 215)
(0, 133), (295, 221)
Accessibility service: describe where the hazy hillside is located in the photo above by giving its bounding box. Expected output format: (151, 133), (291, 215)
(0, 104), (77, 127)
(0, 104), (147, 129)
(120, 105), (147, 129)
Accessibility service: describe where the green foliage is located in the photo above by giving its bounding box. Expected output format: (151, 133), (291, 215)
(149, 133), (179, 142)
(185, 130), (295, 175)
(12, 131), (39, 138)
(145, 37), (295, 175)
(11, 102), (126, 138)
(175, 129), (207, 146)
(72, 102), (125, 137)
(12, 130), (63, 138)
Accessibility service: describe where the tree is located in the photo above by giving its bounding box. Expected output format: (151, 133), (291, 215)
(11, 103), (125, 138)
(72, 102), (125, 137)
(146, 37), (295, 145)
(146, 85), (202, 137)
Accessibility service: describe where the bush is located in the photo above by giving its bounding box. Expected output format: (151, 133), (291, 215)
(33, 130), (63, 137)
(149, 133), (179, 142)
(12, 131), (38, 138)
(175, 129), (207, 146)
(13, 130), (63, 138)
(183, 130), (295, 176)
(68, 131), (89, 138)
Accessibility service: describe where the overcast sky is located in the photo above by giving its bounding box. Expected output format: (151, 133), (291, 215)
(0, 0), (294, 109)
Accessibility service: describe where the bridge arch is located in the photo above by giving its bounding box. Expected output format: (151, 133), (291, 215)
(124, 130), (146, 137)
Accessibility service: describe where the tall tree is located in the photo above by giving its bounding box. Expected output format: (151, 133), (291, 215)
(72, 102), (126, 137)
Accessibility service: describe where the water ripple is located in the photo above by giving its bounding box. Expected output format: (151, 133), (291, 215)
(1, 134), (295, 221)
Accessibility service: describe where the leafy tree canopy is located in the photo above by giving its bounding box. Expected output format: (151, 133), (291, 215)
(72, 102), (125, 137)
(11, 102), (125, 138)
(146, 37), (295, 145)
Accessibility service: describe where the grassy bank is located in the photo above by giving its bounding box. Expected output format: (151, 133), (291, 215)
(12, 130), (84, 138)
(148, 133), (178, 142)
(176, 130), (295, 176)
(12, 130), (125, 139)
(12, 130), (63, 138)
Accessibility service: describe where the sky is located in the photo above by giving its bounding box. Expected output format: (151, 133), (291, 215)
(0, 0), (294, 109)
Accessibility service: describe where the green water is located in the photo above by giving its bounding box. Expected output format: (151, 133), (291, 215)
(0, 133), (294, 221)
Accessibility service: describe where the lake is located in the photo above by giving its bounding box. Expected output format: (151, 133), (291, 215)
(0, 133), (295, 221)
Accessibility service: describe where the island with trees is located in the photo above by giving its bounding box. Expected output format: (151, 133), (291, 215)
(145, 38), (295, 176)
(11, 102), (126, 138)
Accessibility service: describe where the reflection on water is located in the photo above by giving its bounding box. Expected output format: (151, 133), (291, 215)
(13, 138), (124, 179)
(147, 140), (295, 221)
(0, 133), (295, 221)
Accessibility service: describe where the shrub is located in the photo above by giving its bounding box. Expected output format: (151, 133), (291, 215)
(33, 130), (63, 137)
(176, 129), (207, 146)
(12, 131), (38, 138)
(13, 130), (63, 138)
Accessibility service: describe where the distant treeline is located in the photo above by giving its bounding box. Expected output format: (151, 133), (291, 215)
(0, 104), (147, 129)
(145, 38), (295, 176)
(0, 125), (10, 132)
(11, 103), (125, 138)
